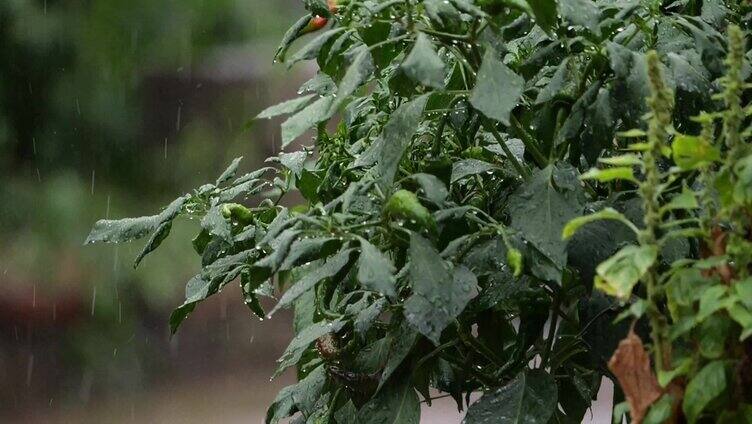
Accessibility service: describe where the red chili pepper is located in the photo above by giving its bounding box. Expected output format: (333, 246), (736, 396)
(301, 15), (329, 35)
(300, 1), (339, 35)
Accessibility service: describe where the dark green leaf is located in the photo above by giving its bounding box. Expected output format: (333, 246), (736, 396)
(357, 239), (397, 298)
(278, 151), (308, 178)
(281, 96), (335, 147)
(355, 298), (387, 335)
(379, 320), (419, 387)
(270, 248), (355, 315)
(451, 159), (497, 183)
(404, 233), (478, 344)
(357, 380), (420, 424)
(274, 319), (345, 377)
(216, 157), (243, 185)
(287, 28), (347, 66)
(470, 49), (524, 126)
(133, 221), (172, 268)
(507, 164), (584, 275)
(266, 365), (327, 424)
(401, 33), (445, 89)
(256, 95), (317, 120)
(85, 195), (187, 244)
(526, 0), (559, 33)
(464, 369), (558, 424)
(535, 58), (571, 104)
(559, 0), (601, 35)
(274, 15), (315, 62)
(170, 275), (212, 334)
(410, 173), (448, 205)
(683, 360), (728, 423)
(356, 94), (430, 186)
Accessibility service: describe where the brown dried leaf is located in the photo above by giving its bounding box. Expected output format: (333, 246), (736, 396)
(608, 330), (662, 424)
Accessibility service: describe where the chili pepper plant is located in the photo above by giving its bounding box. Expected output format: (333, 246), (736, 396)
(86, 0), (752, 422)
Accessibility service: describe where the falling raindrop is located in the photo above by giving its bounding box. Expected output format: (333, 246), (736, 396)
(26, 355), (34, 387)
(91, 286), (97, 316)
(176, 104), (183, 132)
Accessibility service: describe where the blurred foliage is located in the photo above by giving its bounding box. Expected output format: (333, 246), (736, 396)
(0, 0), (300, 411)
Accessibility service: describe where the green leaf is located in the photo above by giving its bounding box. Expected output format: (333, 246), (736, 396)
(410, 173), (448, 205)
(287, 27), (347, 66)
(329, 47), (374, 113)
(562, 207), (637, 240)
(278, 151), (308, 178)
(266, 365), (327, 424)
(274, 319), (345, 377)
(354, 298), (387, 335)
(733, 156), (752, 204)
(85, 195), (187, 245)
(357, 238), (397, 298)
(470, 49), (524, 126)
(672, 134), (720, 170)
(201, 204), (232, 243)
(451, 159), (497, 183)
(464, 369), (558, 424)
(699, 314), (733, 359)
(274, 15), (316, 62)
(256, 95), (317, 120)
(334, 401), (358, 424)
(526, 0), (559, 33)
(507, 164), (585, 274)
(404, 233), (478, 344)
(356, 380), (420, 424)
(644, 394), (675, 424)
(281, 96), (335, 147)
(657, 357), (693, 387)
(424, 0), (462, 28)
(169, 275), (212, 334)
(666, 52), (711, 95)
(662, 186), (699, 212)
(683, 360), (728, 423)
(133, 221), (172, 268)
(535, 58), (571, 104)
(270, 248), (355, 316)
(356, 94), (430, 187)
(617, 129), (647, 138)
(401, 32), (445, 89)
(215, 157), (243, 185)
(279, 237), (338, 271)
(607, 43), (650, 126)
(559, 0), (601, 35)
(580, 166), (638, 183)
(379, 320), (419, 387)
(697, 285), (729, 322)
(734, 278), (752, 309)
(594, 245), (658, 300)
(727, 303), (752, 340)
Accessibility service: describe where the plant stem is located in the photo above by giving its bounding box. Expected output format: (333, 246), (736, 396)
(541, 291), (562, 367)
(509, 115), (548, 168)
(641, 51), (674, 372)
(483, 118), (530, 178)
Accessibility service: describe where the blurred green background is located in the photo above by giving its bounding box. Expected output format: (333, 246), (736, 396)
(0, 0), (312, 421)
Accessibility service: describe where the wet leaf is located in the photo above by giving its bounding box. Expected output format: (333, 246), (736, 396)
(464, 369), (558, 424)
(401, 33), (445, 89)
(470, 49), (524, 126)
(404, 233), (478, 344)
